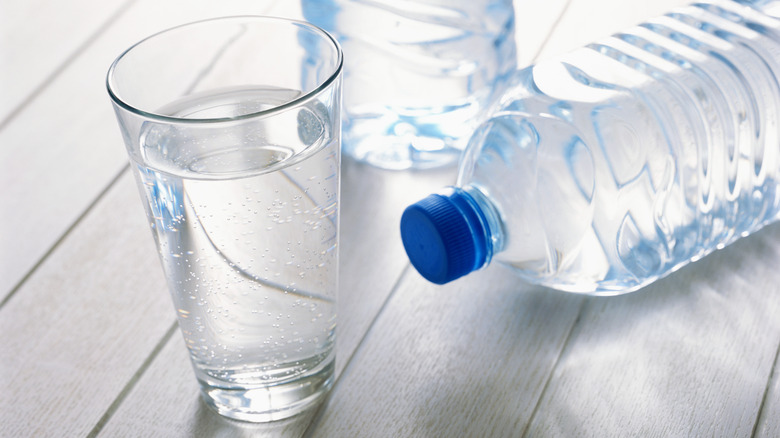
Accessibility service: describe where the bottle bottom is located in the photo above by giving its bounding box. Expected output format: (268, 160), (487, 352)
(341, 104), (480, 170)
(344, 134), (462, 170)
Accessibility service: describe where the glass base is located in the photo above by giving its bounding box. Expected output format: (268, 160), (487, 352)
(198, 358), (334, 423)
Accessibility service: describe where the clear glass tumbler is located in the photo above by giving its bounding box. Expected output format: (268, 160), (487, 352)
(106, 16), (342, 422)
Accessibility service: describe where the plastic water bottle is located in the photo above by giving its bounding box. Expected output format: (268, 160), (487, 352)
(400, 0), (780, 294)
(301, 0), (516, 170)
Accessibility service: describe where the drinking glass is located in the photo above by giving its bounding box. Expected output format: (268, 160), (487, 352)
(107, 16), (342, 422)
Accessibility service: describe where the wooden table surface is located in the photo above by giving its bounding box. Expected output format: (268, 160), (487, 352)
(4, 0), (780, 436)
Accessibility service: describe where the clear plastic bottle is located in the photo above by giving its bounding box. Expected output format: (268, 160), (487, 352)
(400, 0), (780, 294)
(301, 0), (516, 170)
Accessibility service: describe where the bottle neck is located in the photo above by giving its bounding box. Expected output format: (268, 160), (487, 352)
(453, 184), (505, 268)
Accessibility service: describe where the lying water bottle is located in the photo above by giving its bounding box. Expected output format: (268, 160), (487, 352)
(400, 0), (780, 294)
(301, 0), (516, 170)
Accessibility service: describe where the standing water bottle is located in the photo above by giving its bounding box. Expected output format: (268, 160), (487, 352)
(301, 0), (516, 170)
(401, 0), (780, 294)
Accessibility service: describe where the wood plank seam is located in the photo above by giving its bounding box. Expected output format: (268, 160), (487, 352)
(520, 297), (589, 438)
(0, 0), (138, 133)
(751, 338), (780, 437)
(303, 264), (415, 437)
(0, 163), (130, 307)
(527, 0), (574, 64)
(87, 321), (179, 438)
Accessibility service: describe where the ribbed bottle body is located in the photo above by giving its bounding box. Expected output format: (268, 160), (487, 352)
(460, 0), (780, 293)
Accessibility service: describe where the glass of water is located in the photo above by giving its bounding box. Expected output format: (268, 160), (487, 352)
(107, 16), (342, 422)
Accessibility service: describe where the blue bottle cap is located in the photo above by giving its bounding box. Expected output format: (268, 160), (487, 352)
(400, 189), (489, 284)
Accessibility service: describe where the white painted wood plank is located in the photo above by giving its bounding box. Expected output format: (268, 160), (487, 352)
(338, 164), (457, 370)
(309, 267), (585, 437)
(523, 225), (780, 437)
(263, 0), (301, 18)
(0, 171), (175, 437)
(0, 0), (129, 124)
(0, 0), (289, 301)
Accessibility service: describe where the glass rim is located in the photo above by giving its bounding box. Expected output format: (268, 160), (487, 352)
(105, 15), (343, 124)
